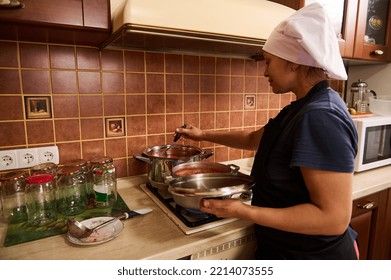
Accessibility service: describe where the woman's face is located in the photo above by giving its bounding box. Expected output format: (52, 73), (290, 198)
(263, 52), (296, 94)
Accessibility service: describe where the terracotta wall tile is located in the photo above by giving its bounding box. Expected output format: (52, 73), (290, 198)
(184, 94), (199, 112)
(104, 94), (125, 116)
(200, 94), (215, 112)
(184, 75), (199, 93)
(166, 95), (183, 114)
(231, 59), (245, 75)
(0, 41), (18, 67)
(166, 74), (182, 93)
(82, 140), (105, 159)
(200, 75), (215, 93)
(216, 57), (230, 75)
(21, 70), (50, 94)
(200, 112), (215, 130)
(200, 57), (216, 74)
(80, 118), (104, 139)
(231, 94), (244, 110)
(127, 136), (147, 156)
(26, 120), (54, 144)
(146, 74), (164, 93)
(51, 70), (77, 94)
(126, 73), (145, 93)
(146, 53), (164, 72)
(79, 95), (103, 117)
(245, 77), (257, 93)
(101, 49), (124, 71)
(0, 96), (23, 120)
(216, 94), (229, 111)
(102, 72), (124, 93)
(78, 72), (101, 94)
(146, 95), (165, 114)
(113, 158), (128, 177)
(19, 43), (48, 68)
(230, 111), (243, 127)
(0, 122), (25, 146)
(216, 76), (230, 93)
(184, 55), (199, 74)
(231, 76), (244, 93)
(106, 138), (126, 158)
(165, 54), (182, 73)
(127, 116), (146, 136)
(216, 112), (229, 129)
(126, 95), (145, 115)
(50, 45), (75, 69)
(0, 69), (20, 94)
(147, 115), (165, 134)
(76, 47), (100, 70)
(52, 95), (79, 118)
(55, 119), (80, 142)
(57, 142), (81, 164)
(125, 51), (144, 72)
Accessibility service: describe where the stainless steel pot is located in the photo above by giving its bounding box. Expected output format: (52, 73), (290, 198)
(167, 172), (255, 210)
(134, 144), (213, 189)
(171, 162), (239, 177)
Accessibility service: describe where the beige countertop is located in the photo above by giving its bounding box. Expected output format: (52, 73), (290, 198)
(0, 159), (390, 260)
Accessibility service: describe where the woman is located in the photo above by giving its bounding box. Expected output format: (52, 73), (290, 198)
(175, 3), (358, 259)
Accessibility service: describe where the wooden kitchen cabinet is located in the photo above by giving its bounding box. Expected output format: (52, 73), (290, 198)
(271, 0), (391, 62)
(350, 189), (390, 260)
(0, 0), (111, 47)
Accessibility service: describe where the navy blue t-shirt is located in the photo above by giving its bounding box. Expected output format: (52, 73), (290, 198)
(251, 81), (358, 259)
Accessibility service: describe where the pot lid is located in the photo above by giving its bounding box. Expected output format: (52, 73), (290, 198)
(351, 79), (368, 88)
(143, 144), (202, 159)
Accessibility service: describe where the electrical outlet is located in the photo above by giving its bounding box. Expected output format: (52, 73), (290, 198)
(38, 146), (59, 164)
(16, 148), (39, 169)
(0, 150), (18, 171)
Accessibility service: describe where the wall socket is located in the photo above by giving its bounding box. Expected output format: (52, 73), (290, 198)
(0, 146), (59, 171)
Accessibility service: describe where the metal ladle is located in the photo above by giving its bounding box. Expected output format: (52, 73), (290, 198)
(67, 212), (129, 238)
(164, 124), (187, 155)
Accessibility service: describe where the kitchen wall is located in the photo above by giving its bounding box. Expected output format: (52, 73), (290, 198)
(348, 63), (391, 98)
(0, 40), (344, 178)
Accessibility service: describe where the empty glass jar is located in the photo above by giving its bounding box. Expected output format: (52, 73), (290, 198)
(57, 166), (87, 216)
(90, 156), (117, 208)
(0, 171), (28, 224)
(25, 174), (57, 226)
(63, 159), (93, 200)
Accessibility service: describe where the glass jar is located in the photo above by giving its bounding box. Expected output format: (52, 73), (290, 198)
(90, 156), (117, 208)
(64, 159), (93, 200)
(25, 174), (57, 226)
(31, 162), (58, 200)
(57, 166), (87, 216)
(0, 171), (28, 224)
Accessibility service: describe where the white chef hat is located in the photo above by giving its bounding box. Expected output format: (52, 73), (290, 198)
(262, 2), (347, 80)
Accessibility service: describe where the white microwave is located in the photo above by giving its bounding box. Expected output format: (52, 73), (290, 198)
(353, 115), (391, 172)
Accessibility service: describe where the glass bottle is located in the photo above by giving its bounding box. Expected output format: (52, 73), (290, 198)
(64, 159), (93, 200)
(57, 166), (87, 216)
(25, 174), (57, 226)
(90, 156), (117, 208)
(0, 171), (28, 224)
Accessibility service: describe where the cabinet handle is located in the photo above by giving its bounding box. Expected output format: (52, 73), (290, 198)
(358, 202), (375, 209)
(0, 0), (25, 9)
(370, 50), (384, 56)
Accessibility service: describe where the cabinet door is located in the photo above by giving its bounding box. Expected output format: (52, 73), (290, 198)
(353, 0), (391, 61)
(351, 190), (389, 260)
(0, 0), (83, 26)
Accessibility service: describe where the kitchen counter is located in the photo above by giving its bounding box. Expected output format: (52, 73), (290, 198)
(0, 159), (390, 260)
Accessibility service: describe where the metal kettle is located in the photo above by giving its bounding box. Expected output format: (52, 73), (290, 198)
(350, 79), (377, 113)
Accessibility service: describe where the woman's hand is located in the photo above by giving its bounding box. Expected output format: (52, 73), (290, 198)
(175, 124), (204, 141)
(199, 198), (249, 219)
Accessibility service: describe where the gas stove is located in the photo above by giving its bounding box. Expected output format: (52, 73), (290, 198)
(140, 183), (250, 235)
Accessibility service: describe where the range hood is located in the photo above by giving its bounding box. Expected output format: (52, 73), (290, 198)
(101, 0), (295, 59)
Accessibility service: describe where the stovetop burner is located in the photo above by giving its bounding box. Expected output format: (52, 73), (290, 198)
(145, 183), (222, 227)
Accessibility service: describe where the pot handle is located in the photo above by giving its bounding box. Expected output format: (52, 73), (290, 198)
(162, 172), (174, 184)
(227, 164), (240, 175)
(133, 155), (152, 164)
(200, 149), (213, 160)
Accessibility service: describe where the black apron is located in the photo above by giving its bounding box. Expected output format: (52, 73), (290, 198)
(250, 81), (357, 260)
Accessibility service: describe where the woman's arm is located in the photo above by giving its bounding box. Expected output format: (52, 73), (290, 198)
(200, 167), (353, 235)
(176, 124), (264, 151)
